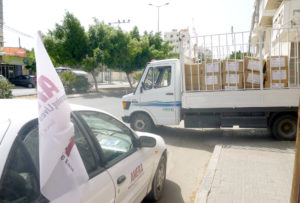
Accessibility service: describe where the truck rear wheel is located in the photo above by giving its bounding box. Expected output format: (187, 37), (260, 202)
(130, 113), (153, 132)
(272, 115), (297, 141)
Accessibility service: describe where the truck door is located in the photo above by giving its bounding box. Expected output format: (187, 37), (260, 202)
(138, 64), (177, 125)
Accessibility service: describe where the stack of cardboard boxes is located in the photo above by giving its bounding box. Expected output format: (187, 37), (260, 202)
(222, 60), (243, 90)
(200, 62), (222, 91)
(184, 55), (289, 91)
(265, 56), (288, 88)
(185, 64), (201, 91)
(244, 57), (265, 89)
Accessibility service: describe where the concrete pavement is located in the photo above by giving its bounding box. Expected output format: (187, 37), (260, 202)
(12, 81), (134, 97)
(195, 144), (295, 203)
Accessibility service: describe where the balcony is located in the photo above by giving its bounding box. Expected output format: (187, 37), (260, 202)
(258, 0), (283, 27)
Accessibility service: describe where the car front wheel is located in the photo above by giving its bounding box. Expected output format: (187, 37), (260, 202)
(147, 154), (166, 201)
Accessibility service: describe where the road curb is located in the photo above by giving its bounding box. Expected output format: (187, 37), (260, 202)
(194, 145), (222, 203)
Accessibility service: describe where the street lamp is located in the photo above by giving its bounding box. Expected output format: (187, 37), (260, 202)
(148, 2), (169, 33)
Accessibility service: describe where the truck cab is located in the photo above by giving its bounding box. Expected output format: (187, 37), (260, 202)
(122, 59), (181, 131)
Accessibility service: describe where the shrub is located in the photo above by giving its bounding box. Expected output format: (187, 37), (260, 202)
(59, 72), (77, 94)
(73, 75), (91, 93)
(0, 78), (14, 98)
(59, 72), (91, 94)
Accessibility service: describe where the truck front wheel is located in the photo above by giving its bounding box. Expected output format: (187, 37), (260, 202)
(130, 113), (154, 132)
(272, 115), (297, 141)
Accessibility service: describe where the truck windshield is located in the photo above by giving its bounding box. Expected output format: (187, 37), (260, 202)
(133, 65), (147, 95)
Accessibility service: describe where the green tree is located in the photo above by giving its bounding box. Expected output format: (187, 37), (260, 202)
(229, 51), (250, 59)
(108, 28), (141, 88)
(23, 49), (36, 74)
(84, 20), (113, 91)
(44, 11), (89, 68)
(109, 29), (176, 88)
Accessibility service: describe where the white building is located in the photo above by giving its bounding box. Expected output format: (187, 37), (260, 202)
(164, 28), (190, 54)
(250, 0), (300, 57)
(250, 0), (300, 87)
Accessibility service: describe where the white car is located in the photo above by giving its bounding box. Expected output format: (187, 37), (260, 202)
(0, 100), (167, 203)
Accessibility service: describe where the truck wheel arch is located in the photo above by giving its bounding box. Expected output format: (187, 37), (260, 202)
(268, 111), (297, 127)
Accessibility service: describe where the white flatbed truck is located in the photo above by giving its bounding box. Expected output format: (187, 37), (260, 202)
(122, 28), (300, 140)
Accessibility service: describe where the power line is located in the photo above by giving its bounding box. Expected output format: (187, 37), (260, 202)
(0, 23), (33, 38)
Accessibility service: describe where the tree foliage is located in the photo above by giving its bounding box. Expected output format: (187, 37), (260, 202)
(43, 12), (176, 89)
(44, 11), (89, 67)
(23, 49), (36, 74)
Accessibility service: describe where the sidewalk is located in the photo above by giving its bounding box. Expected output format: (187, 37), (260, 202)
(195, 145), (295, 203)
(12, 81), (134, 97)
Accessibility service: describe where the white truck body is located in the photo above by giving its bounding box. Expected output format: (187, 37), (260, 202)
(122, 28), (300, 140)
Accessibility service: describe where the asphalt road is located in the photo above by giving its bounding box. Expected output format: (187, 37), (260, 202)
(68, 91), (294, 203)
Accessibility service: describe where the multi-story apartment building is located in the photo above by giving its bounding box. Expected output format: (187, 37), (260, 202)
(250, 0), (300, 86)
(250, 0), (300, 57)
(164, 28), (190, 54)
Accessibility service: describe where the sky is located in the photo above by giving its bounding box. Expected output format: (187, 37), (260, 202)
(3, 0), (254, 49)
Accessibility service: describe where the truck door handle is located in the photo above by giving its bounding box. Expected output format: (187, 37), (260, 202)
(166, 92), (173, 95)
(117, 175), (126, 185)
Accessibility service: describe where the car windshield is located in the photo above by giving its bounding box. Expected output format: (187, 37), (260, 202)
(0, 119), (10, 145)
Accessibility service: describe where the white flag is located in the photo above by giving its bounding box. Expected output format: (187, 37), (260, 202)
(35, 32), (88, 202)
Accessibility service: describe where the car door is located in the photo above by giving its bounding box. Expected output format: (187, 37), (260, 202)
(139, 64), (177, 125)
(0, 118), (116, 203)
(76, 111), (154, 203)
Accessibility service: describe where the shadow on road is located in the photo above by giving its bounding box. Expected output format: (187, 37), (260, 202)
(152, 126), (295, 153)
(142, 179), (184, 203)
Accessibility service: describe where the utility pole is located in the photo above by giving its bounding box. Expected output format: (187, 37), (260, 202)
(0, 0), (3, 47)
(148, 2), (170, 33)
(0, 0), (3, 73)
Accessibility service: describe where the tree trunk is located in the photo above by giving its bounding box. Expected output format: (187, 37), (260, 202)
(126, 72), (133, 89)
(91, 71), (98, 92)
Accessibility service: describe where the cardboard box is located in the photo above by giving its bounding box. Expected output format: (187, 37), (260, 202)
(265, 56), (288, 88)
(185, 63), (202, 91)
(244, 57), (265, 72)
(185, 75), (201, 91)
(200, 73), (222, 91)
(222, 60), (243, 73)
(203, 61), (221, 73)
(222, 72), (243, 90)
(200, 62), (222, 90)
(245, 70), (261, 89)
(184, 64), (202, 76)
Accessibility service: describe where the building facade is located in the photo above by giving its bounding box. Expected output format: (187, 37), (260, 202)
(164, 28), (190, 54)
(250, 0), (300, 56)
(250, 0), (300, 87)
(0, 47), (28, 79)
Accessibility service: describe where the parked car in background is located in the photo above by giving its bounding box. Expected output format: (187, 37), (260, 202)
(56, 67), (88, 78)
(9, 75), (37, 88)
(56, 67), (91, 93)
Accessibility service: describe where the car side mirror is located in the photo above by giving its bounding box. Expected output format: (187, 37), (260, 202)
(138, 136), (156, 148)
(140, 83), (144, 93)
